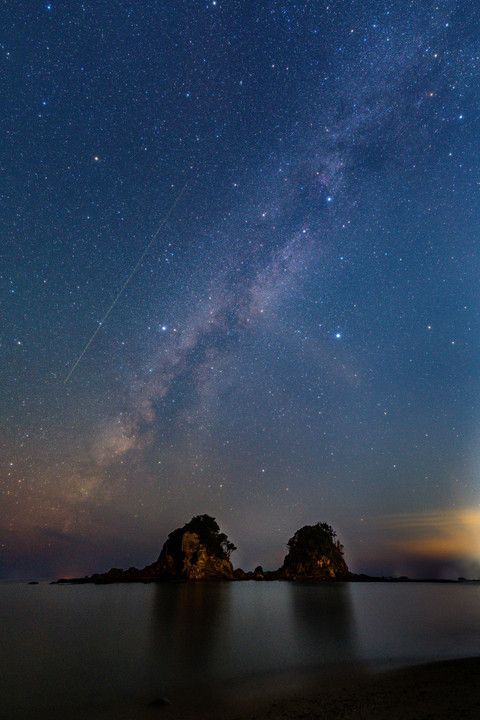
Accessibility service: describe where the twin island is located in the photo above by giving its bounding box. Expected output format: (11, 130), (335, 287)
(58, 514), (351, 583)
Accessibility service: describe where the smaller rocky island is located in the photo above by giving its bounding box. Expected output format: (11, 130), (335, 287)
(57, 514), (350, 584)
(281, 522), (350, 580)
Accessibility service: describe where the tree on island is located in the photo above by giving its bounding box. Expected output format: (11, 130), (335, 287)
(281, 521), (349, 579)
(163, 514), (237, 562)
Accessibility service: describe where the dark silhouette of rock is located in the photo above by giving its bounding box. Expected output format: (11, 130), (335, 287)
(253, 565), (265, 580)
(280, 522), (349, 580)
(233, 568), (247, 579)
(263, 569), (282, 580)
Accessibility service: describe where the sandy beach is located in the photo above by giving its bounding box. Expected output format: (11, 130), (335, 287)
(169, 657), (480, 720)
(231, 657), (480, 720)
(20, 657), (480, 720)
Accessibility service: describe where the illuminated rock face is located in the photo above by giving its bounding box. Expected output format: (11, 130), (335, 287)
(152, 518), (235, 580)
(185, 531), (233, 579)
(282, 554), (348, 579)
(280, 522), (349, 580)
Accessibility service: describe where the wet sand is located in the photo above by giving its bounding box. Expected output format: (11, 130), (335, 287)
(221, 657), (480, 720)
(52, 657), (480, 720)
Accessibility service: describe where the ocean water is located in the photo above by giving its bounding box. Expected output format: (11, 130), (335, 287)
(0, 581), (479, 719)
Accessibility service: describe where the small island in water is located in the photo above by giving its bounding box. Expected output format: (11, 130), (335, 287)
(57, 514), (352, 584)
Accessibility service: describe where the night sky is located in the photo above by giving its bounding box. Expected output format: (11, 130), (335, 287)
(2, 1), (480, 580)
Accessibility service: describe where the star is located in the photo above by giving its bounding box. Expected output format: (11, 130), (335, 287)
(1, 0), (477, 585)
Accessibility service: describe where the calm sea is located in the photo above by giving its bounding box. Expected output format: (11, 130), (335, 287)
(0, 581), (479, 719)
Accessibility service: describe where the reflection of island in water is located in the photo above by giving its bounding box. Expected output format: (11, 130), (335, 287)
(288, 582), (360, 666)
(2, 583), (480, 720)
(148, 581), (231, 702)
(146, 581), (361, 711)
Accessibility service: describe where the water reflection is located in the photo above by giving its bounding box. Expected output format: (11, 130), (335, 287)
(1, 583), (480, 718)
(147, 581), (361, 706)
(288, 582), (359, 667)
(148, 582), (231, 698)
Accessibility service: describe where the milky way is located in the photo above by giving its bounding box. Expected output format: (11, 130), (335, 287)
(1, 1), (479, 579)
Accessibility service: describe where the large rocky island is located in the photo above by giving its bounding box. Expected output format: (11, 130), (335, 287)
(58, 515), (350, 583)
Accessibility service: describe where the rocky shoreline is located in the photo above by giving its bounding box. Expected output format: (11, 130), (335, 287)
(54, 570), (471, 585)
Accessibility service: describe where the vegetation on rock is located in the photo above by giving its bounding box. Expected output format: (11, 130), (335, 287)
(163, 514), (237, 561)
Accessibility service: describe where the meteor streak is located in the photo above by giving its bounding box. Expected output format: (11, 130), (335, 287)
(64, 185), (187, 384)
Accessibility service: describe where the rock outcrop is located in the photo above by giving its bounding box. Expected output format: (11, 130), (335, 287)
(149, 517), (235, 580)
(280, 522), (349, 580)
(253, 565), (265, 580)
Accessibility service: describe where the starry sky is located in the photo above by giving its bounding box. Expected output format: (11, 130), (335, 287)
(2, 1), (480, 580)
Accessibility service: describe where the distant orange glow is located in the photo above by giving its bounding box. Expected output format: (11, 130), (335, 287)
(395, 536), (468, 557)
(376, 507), (480, 561)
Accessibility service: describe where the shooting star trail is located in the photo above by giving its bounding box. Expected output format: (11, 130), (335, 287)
(64, 184), (188, 384)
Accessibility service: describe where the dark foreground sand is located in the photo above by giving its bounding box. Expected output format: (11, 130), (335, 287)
(62, 657), (480, 720)
(169, 657), (480, 720)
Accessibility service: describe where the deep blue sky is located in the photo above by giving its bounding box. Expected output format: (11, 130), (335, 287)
(1, 1), (480, 580)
